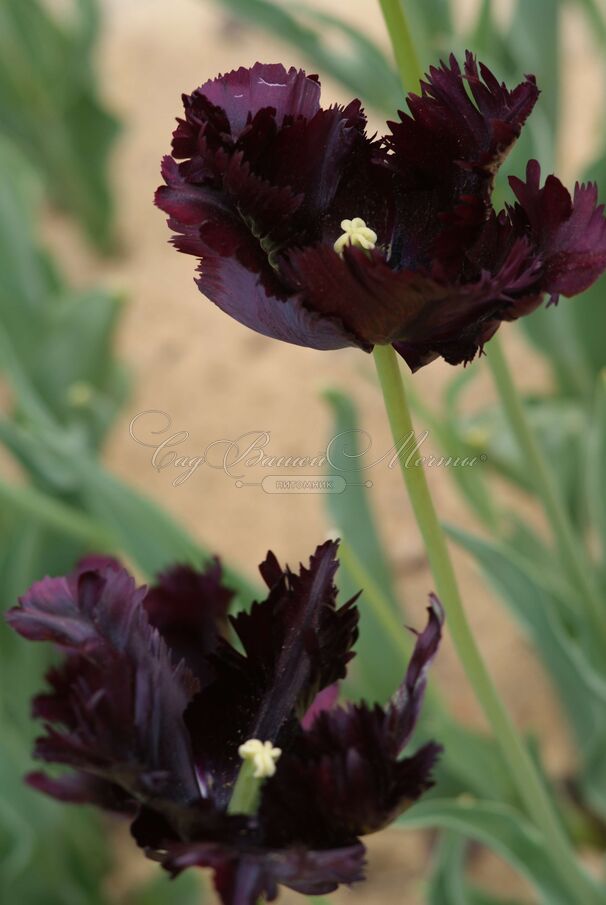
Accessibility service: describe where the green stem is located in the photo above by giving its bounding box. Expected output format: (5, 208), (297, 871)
(372, 345), (597, 905)
(227, 759), (263, 817)
(378, 0), (423, 90)
(486, 335), (606, 641)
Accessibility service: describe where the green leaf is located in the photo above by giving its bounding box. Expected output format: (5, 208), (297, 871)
(323, 388), (404, 700)
(129, 872), (204, 905)
(462, 396), (589, 528)
(587, 371), (606, 565)
(0, 143), (126, 446)
(428, 832), (472, 905)
(428, 831), (526, 905)
(213, 0), (402, 111)
(399, 798), (577, 905)
(563, 139), (606, 381)
(506, 0), (560, 132)
(447, 523), (606, 819)
(430, 719), (518, 807)
(521, 304), (592, 399)
(0, 0), (119, 250)
(0, 477), (114, 551)
(407, 378), (500, 531)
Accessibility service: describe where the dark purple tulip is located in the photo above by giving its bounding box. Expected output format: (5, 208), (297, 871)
(156, 55), (606, 371)
(6, 543), (443, 904)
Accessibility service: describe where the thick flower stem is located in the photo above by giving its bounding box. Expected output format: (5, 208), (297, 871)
(378, 0), (423, 92)
(486, 334), (606, 640)
(372, 344), (597, 905)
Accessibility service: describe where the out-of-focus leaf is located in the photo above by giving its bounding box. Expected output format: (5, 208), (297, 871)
(447, 523), (606, 820)
(462, 397), (588, 528)
(522, 304), (592, 399)
(129, 872), (204, 905)
(214, 0), (402, 111)
(428, 832), (471, 905)
(430, 720), (518, 807)
(0, 0), (119, 250)
(408, 376), (500, 531)
(587, 371), (606, 566)
(572, 0), (606, 45)
(0, 142), (126, 448)
(0, 477), (114, 552)
(323, 388), (403, 701)
(564, 277), (606, 381)
(428, 831), (526, 905)
(400, 798), (584, 905)
(507, 0), (560, 131)
(564, 146), (606, 381)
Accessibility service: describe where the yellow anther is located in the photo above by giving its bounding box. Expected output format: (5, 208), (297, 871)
(238, 739), (282, 779)
(333, 217), (378, 256)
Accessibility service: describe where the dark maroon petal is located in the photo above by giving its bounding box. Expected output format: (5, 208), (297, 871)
(185, 541), (359, 806)
(26, 770), (135, 814)
(6, 560), (201, 807)
(509, 160), (606, 297)
(260, 706), (441, 844)
(144, 559), (233, 684)
(388, 52), (538, 194)
(385, 53), (538, 270)
(156, 157), (248, 254)
(161, 839), (366, 905)
(259, 601), (443, 842)
(252, 102), (369, 246)
(220, 152), (304, 258)
(194, 63), (321, 138)
(132, 800), (248, 856)
(301, 683), (340, 730)
(156, 156), (359, 351)
(386, 594), (444, 750)
(194, 250), (359, 350)
(284, 235), (540, 362)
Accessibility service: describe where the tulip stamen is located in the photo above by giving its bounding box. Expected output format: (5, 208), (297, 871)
(227, 739), (282, 815)
(334, 218), (378, 256)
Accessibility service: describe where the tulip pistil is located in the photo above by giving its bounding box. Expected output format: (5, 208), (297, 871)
(227, 739), (282, 816)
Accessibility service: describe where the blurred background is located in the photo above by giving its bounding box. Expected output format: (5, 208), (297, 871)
(1, 0), (606, 903)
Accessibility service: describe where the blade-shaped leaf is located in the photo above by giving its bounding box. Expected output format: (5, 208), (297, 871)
(447, 523), (606, 820)
(428, 831), (526, 905)
(323, 388), (403, 700)
(400, 798), (591, 905)
(587, 371), (606, 565)
(213, 0), (402, 111)
(0, 0), (119, 250)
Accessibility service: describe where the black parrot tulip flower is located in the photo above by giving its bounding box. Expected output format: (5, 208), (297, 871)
(155, 55), (606, 371)
(6, 542), (444, 905)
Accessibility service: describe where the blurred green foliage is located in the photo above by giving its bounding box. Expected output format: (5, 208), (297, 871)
(0, 0), (119, 251)
(215, 0), (403, 111)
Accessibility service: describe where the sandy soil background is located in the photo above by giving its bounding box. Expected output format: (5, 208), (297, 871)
(42, 0), (604, 901)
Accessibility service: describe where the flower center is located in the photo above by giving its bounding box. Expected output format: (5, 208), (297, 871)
(227, 739), (282, 816)
(238, 739), (282, 778)
(333, 218), (377, 256)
